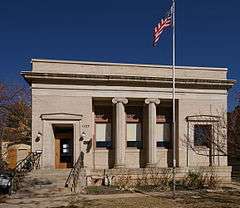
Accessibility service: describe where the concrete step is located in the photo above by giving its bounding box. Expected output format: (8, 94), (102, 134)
(24, 169), (72, 190)
(29, 169), (71, 176)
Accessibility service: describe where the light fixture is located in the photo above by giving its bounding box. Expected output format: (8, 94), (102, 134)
(79, 132), (86, 141)
(36, 150), (43, 154)
(35, 132), (42, 142)
(37, 132), (42, 138)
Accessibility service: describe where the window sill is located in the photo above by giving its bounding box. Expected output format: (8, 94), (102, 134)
(126, 147), (141, 149)
(157, 147), (170, 150)
(95, 148), (111, 152)
(126, 148), (141, 153)
(194, 146), (210, 149)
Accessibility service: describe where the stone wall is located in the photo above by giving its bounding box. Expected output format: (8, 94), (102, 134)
(85, 166), (232, 186)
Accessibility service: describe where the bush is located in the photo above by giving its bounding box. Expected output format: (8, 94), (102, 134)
(114, 173), (134, 190)
(158, 169), (173, 189)
(206, 171), (221, 189)
(182, 170), (206, 189)
(114, 169), (173, 191)
(147, 168), (173, 190)
(182, 170), (221, 190)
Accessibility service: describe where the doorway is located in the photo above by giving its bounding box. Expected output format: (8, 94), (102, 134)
(54, 125), (74, 169)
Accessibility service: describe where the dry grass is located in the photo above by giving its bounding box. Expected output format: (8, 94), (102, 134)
(51, 190), (240, 208)
(176, 190), (240, 208)
(0, 196), (6, 204)
(1, 182), (240, 208)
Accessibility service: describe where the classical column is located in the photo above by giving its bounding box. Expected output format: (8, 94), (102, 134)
(145, 98), (160, 167)
(112, 97), (128, 168)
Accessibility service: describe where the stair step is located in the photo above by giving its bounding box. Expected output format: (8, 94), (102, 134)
(22, 169), (72, 190)
(29, 169), (70, 176)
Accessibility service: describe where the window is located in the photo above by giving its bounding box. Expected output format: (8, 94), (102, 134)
(194, 124), (212, 147)
(156, 107), (172, 148)
(60, 139), (73, 163)
(127, 123), (142, 148)
(62, 143), (70, 154)
(95, 123), (112, 148)
(156, 123), (171, 148)
(126, 106), (143, 148)
(95, 106), (112, 148)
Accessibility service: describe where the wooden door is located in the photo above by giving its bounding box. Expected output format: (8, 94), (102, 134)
(7, 148), (17, 169)
(55, 138), (61, 169)
(55, 131), (73, 169)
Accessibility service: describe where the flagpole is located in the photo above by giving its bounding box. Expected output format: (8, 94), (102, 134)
(172, 0), (176, 199)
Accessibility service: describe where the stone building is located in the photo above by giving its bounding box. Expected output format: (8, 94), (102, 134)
(21, 59), (235, 181)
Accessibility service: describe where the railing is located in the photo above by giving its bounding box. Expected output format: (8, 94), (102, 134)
(8, 151), (42, 194)
(65, 151), (85, 193)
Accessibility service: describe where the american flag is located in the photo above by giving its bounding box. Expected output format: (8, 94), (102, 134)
(153, 9), (172, 46)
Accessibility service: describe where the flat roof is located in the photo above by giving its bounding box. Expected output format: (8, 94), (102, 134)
(31, 58), (228, 72)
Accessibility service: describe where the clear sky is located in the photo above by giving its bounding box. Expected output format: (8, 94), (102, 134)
(0, 0), (239, 111)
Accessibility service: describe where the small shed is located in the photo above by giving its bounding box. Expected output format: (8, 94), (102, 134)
(6, 144), (31, 169)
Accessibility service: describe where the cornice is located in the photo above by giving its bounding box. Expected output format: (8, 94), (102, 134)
(21, 71), (236, 90)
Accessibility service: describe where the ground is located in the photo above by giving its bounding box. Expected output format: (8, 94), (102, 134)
(1, 187), (240, 208)
(1, 170), (240, 208)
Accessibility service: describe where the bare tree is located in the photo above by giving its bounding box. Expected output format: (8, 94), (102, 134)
(228, 105), (240, 166)
(0, 83), (31, 163)
(183, 106), (240, 167)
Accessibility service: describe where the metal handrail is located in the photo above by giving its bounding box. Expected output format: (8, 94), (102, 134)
(7, 151), (42, 194)
(65, 151), (84, 192)
(15, 151), (41, 172)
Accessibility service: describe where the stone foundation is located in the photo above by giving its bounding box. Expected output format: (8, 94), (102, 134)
(85, 166), (232, 186)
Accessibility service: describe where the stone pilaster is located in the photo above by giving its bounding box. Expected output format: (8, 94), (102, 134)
(145, 98), (160, 167)
(112, 97), (128, 168)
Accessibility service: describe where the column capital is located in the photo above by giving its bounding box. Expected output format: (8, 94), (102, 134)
(112, 97), (128, 105)
(145, 98), (160, 105)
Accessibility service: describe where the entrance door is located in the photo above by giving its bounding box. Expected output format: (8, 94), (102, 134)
(54, 126), (73, 169)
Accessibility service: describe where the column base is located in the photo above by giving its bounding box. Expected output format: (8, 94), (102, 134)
(145, 163), (157, 168)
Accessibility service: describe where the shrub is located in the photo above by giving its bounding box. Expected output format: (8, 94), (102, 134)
(125, 169), (173, 191)
(114, 173), (134, 190)
(205, 171), (221, 189)
(148, 168), (173, 189)
(182, 170), (207, 189)
(182, 170), (221, 190)
(159, 169), (173, 189)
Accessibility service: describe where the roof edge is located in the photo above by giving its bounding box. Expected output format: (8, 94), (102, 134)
(31, 58), (228, 71)
(21, 71), (236, 90)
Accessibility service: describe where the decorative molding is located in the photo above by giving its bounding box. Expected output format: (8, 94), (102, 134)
(40, 113), (82, 120)
(145, 98), (160, 105)
(112, 97), (128, 105)
(185, 115), (220, 122)
(21, 71), (236, 90)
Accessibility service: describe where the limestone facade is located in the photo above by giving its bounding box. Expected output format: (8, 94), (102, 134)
(21, 59), (235, 178)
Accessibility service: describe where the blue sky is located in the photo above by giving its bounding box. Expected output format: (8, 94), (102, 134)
(0, 0), (239, 111)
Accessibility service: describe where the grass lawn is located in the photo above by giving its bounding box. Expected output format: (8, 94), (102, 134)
(53, 189), (240, 208)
